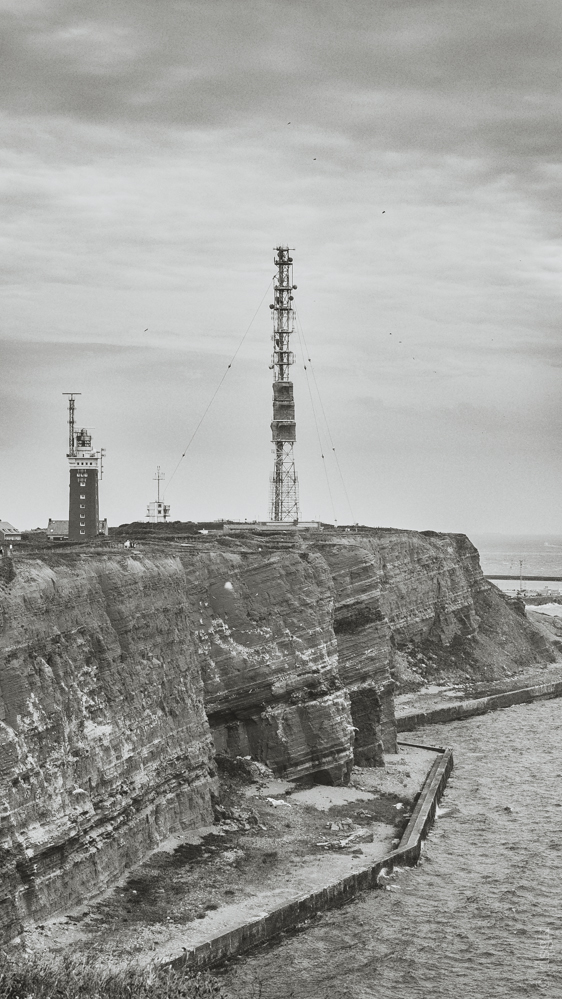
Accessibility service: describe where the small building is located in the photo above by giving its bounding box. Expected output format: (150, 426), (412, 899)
(0, 521), (21, 542)
(146, 501), (170, 523)
(47, 518), (108, 541)
(47, 519), (69, 541)
(146, 468), (170, 523)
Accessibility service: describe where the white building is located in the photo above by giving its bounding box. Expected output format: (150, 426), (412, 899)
(0, 521), (20, 543)
(146, 501), (171, 523)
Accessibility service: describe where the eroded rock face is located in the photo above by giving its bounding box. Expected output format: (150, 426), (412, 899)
(317, 539), (395, 764)
(367, 530), (553, 686)
(0, 528), (552, 940)
(186, 548), (354, 782)
(0, 555), (215, 943)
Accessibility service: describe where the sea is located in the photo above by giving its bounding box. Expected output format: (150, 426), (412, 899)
(220, 536), (562, 999)
(470, 534), (562, 594)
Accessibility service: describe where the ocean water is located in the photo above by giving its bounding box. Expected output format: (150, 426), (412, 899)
(470, 534), (562, 578)
(221, 699), (562, 999)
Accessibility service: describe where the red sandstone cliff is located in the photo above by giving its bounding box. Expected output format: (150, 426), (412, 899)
(0, 529), (551, 941)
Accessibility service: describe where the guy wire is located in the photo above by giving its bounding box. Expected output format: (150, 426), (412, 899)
(165, 277), (273, 495)
(295, 314), (356, 524)
(295, 320), (338, 525)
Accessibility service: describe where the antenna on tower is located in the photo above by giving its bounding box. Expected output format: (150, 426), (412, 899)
(154, 465), (165, 503)
(146, 467), (170, 522)
(62, 392), (81, 457)
(269, 247), (299, 522)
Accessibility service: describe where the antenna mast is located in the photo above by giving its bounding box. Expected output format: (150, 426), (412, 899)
(154, 465), (165, 502)
(269, 246), (299, 522)
(63, 392), (81, 457)
(146, 467), (170, 522)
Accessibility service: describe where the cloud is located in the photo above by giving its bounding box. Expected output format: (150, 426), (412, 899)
(1, 0), (561, 532)
(2, 1), (560, 162)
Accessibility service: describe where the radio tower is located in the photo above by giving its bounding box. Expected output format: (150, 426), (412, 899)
(269, 246), (299, 522)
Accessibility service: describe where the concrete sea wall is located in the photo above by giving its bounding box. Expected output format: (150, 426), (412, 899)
(170, 743), (454, 972)
(397, 679), (562, 731)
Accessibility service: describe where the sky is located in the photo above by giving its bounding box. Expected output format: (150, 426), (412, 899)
(1, 0), (561, 535)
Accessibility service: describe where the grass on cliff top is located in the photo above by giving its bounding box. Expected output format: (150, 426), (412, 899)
(0, 954), (226, 999)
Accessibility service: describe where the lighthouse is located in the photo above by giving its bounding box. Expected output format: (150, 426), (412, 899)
(63, 393), (104, 541)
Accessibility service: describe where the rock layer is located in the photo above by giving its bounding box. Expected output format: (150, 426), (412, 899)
(188, 547), (354, 782)
(0, 554), (215, 943)
(0, 528), (553, 940)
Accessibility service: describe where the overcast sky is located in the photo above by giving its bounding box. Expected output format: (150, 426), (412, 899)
(2, 0), (561, 535)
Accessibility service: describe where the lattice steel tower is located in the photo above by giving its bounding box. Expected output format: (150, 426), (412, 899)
(269, 246), (299, 522)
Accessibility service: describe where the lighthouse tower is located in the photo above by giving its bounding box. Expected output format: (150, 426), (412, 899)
(64, 393), (103, 541)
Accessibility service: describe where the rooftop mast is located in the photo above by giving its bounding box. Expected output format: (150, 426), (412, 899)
(155, 465), (164, 503)
(63, 392), (81, 457)
(146, 467), (171, 522)
(269, 246), (299, 522)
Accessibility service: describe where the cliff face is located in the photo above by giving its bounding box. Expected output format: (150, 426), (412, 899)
(370, 531), (552, 687)
(0, 554), (215, 943)
(0, 528), (552, 940)
(186, 547), (355, 782)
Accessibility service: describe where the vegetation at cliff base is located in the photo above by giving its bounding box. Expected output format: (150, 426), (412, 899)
(0, 955), (226, 999)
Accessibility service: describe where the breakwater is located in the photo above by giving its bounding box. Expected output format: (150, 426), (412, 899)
(220, 696), (562, 998)
(485, 575), (562, 582)
(170, 744), (453, 972)
(397, 678), (562, 731)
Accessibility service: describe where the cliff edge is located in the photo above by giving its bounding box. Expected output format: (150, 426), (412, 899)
(0, 528), (551, 940)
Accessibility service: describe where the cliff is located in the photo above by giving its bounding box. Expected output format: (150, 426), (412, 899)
(0, 554), (216, 943)
(0, 528), (552, 941)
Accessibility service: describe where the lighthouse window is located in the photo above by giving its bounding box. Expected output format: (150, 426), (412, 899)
(80, 530), (85, 535)
(80, 495), (85, 499)
(80, 504), (85, 509)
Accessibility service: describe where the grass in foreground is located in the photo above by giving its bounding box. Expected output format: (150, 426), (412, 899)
(0, 954), (226, 999)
